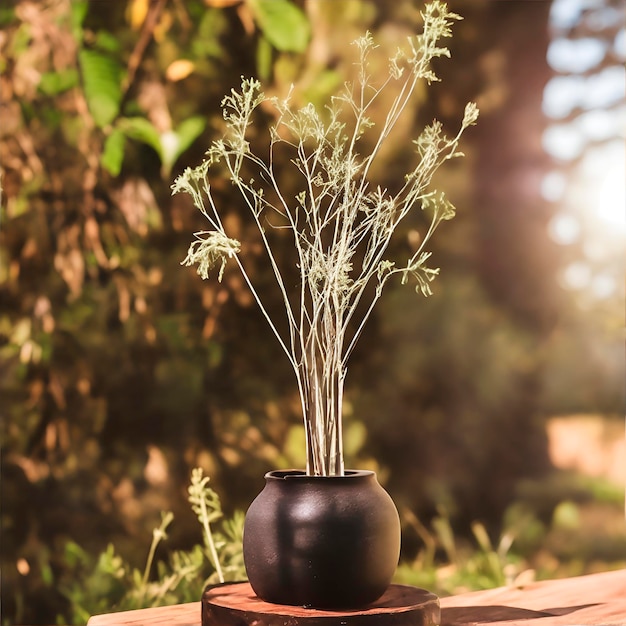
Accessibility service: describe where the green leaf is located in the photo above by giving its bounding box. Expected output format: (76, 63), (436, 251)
(552, 500), (581, 530)
(95, 30), (121, 53)
(256, 35), (273, 81)
(70, 0), (89, 43)
(169, 116), (206, 164)
(101, 128), (126, 176)
(432, 513), (457, 564)
(63, 541), (89, 569)
(38, 69), (79, 96)
(131, 567), (143, 589)
(0, 6), (16, 28)
(10, 23), (31, 56)
(193, 9), (228, 59)
(118, 117), (162, 157)
(471, 521), (493, 553)
(41, 561), (54, 586)
(160, 116), (206, 176)
(79, 49), (123, 128)
(248, 0), (310, 53)
(343, 420), (367, 457)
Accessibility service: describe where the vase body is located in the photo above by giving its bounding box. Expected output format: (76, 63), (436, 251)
(242, 469), (401, 609)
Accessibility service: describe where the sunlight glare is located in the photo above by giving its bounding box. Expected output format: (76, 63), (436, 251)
(548, 212), (581, 245)
(561, 261), (592, 290)
(547, 37), (607, 73)
(586, 143), (626, 231)
(597, 165), (626, 229)
(546, 0), (624, 304)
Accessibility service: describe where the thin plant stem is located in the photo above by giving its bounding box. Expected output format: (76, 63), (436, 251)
(199, 497), (224, 584)
(140, 512), (174, 602)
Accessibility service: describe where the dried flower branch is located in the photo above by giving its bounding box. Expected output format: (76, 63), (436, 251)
(173, 1), (478, 476)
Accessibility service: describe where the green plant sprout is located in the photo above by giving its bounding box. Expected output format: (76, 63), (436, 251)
(173, 1), (478, 476)
(58, 469), (244, 622)
(140, 511), (174, 601)
(188, 467), (225, 583)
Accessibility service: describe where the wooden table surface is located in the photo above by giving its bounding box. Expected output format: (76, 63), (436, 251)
(87, 568), (626, 626)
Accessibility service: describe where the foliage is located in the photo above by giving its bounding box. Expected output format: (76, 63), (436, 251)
(58, 468), (245, 624)
(395, 507), (524, 594)
(395, 480), (626, 597)
(1, 1), (310, 622)
(174, 2), (478, 476)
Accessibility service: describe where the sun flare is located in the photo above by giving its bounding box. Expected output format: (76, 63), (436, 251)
(596, 159), (626, 231)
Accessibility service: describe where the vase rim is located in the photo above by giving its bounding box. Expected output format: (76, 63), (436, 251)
(264, 469), (375, 480)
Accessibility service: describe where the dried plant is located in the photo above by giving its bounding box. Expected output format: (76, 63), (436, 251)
(173, 1), (478, 476)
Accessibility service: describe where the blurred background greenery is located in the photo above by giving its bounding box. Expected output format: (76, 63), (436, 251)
(1, 0), (624, 623)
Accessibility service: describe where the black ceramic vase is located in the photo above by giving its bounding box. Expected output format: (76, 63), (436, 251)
(242, 469), (401, 609)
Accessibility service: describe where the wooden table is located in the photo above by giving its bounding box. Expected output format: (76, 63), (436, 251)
(87, 568), (626, 626)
